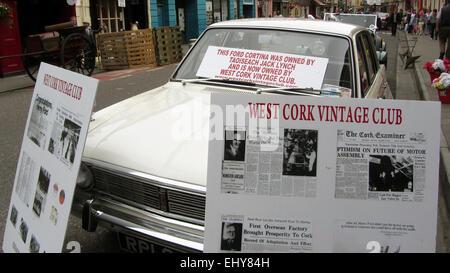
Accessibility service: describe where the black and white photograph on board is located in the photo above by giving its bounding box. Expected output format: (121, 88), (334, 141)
(29, 235), (40, 253)
(220, 222), (242, 251)
(32, 167), (50, 217)
(9, 205), (18, 227)
(283, 129), (318, 176)
(27, 95), (52, 148)
(224, 130), (246, 162)
(369, 155), (414, 192)
(48, 112), (81, 167)
(19, 218), (28, 243)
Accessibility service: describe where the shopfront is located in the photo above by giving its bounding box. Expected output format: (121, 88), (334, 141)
(208, 0), (229, 22)
(257, 0), (272, 17)
(1, 0), (76, 76)
(0, 0), (23, 75)
(90, 0), (149, 33)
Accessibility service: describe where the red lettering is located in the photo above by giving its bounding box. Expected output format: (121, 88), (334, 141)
(299, 104), (307, 120)
(346, 107), (354, 123)
(248, 102), (258, 118)
(396, 109), (402, 125)
(307, 105), (315, 121)
(283, 104), (290, 120)
(273, 104), (280, 119)
(291, 104), (299, 120)
(363, 107), (369, 123)
(267, 103), (272, 119)
(258, 103), (265, 118)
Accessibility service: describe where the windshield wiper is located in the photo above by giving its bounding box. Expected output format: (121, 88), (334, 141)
(181, 78), (257, 86)
(256, 86), (344, 97)
(181, 79), (344, 97)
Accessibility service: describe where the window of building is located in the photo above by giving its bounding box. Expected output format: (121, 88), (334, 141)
(98, 0), (125, 33)
(213, 0), (230, 22)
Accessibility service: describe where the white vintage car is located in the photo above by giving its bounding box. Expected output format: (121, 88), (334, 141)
(73, 18), (393, 252)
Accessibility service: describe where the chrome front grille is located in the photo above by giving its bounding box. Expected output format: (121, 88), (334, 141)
(89, 165), (206, 221)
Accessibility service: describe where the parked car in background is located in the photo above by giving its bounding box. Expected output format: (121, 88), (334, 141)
(376, 12), (390, 30)
(73, 18), (393, 253)
(323, 13), (387, 66)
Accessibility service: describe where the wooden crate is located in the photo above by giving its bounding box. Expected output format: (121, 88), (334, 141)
(123, 29), (157, 68)
(154, 26), (183, 66)
(96, 32), (128, 70)
(96, 29), (157, 70)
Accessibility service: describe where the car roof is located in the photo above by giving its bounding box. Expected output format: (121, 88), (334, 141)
(208, 18), (366, 37)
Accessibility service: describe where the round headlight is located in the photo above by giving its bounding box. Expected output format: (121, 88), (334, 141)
(76, 163), (94, 189)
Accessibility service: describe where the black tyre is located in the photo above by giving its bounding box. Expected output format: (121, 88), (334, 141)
(22, 49), (41, 82)
(60, 33), (96, 76)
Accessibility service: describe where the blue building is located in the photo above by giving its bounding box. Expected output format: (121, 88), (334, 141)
(87, 0), (255, 42)
(150, 0), (256, 42)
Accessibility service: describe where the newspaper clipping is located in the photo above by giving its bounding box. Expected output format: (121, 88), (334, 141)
(220, 215), (313, 252)
(48, 106), (82, 168)
(221, 127), (317, 197)
(27, 95), (53, 149)
(335, 129), (425, 202)
(333, 219), (418, 252)
(14, 152), (37, 208)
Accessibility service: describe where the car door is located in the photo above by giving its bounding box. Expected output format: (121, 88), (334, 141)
(356, 32), (392, 99)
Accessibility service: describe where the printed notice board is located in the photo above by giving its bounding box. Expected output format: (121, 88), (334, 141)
(204, 93), (441, 252)
(2, 63), (98, 253)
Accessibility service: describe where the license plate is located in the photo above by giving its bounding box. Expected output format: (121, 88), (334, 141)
(117, 232), (180, 253)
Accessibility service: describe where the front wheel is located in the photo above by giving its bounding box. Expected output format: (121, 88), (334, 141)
(60, 33), (96, 76)
(22, 49), (42, 82)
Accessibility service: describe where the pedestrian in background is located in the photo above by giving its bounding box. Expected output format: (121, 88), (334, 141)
(411, 10), (419, 35)
(419, 12), (426, 35)
(390, 8), (402, 36)
(430, 9), (438, 40)
(408, 10), (416, 34)
(437, 0), (450, 59)
(404, 10), (411, 32)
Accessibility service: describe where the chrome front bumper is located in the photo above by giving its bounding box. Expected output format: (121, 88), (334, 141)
(72, 191), (204, 252)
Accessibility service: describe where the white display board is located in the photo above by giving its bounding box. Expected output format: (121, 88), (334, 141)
(196, 46), (329, 89)
(204, 93), (441, 252)
(3, 63), (98, 253)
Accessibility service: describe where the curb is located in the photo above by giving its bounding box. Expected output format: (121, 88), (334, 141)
(410, 33), (450, 214)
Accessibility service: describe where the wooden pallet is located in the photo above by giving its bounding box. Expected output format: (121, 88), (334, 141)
(96, 29), (157, 70)
(96, 32), (128, 70)
(123, 29), (157, 68)
(154, 26), (183, 66)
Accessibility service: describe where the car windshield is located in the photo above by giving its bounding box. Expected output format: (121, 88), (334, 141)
(172, 28), (353, 96)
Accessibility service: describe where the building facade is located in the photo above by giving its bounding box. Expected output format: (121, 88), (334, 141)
(1, 0), (448, 76)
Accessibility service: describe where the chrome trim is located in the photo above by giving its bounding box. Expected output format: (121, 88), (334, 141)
(87, 196), (204, 252)
(82, 157), (206, 224)
(94, 191), (204, 226)
(82, 157), (206, 195)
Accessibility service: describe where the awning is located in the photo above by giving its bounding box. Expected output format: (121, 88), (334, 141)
(313, 0), (325, 5)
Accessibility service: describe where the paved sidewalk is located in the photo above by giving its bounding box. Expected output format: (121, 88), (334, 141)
(0, 73), (34, 93)
(405, 30), (450, 209)
(403, 30), (450, 252)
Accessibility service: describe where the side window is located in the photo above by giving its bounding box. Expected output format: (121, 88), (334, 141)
(356, 36), (369, 95)
(361, 34), (377, 82)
